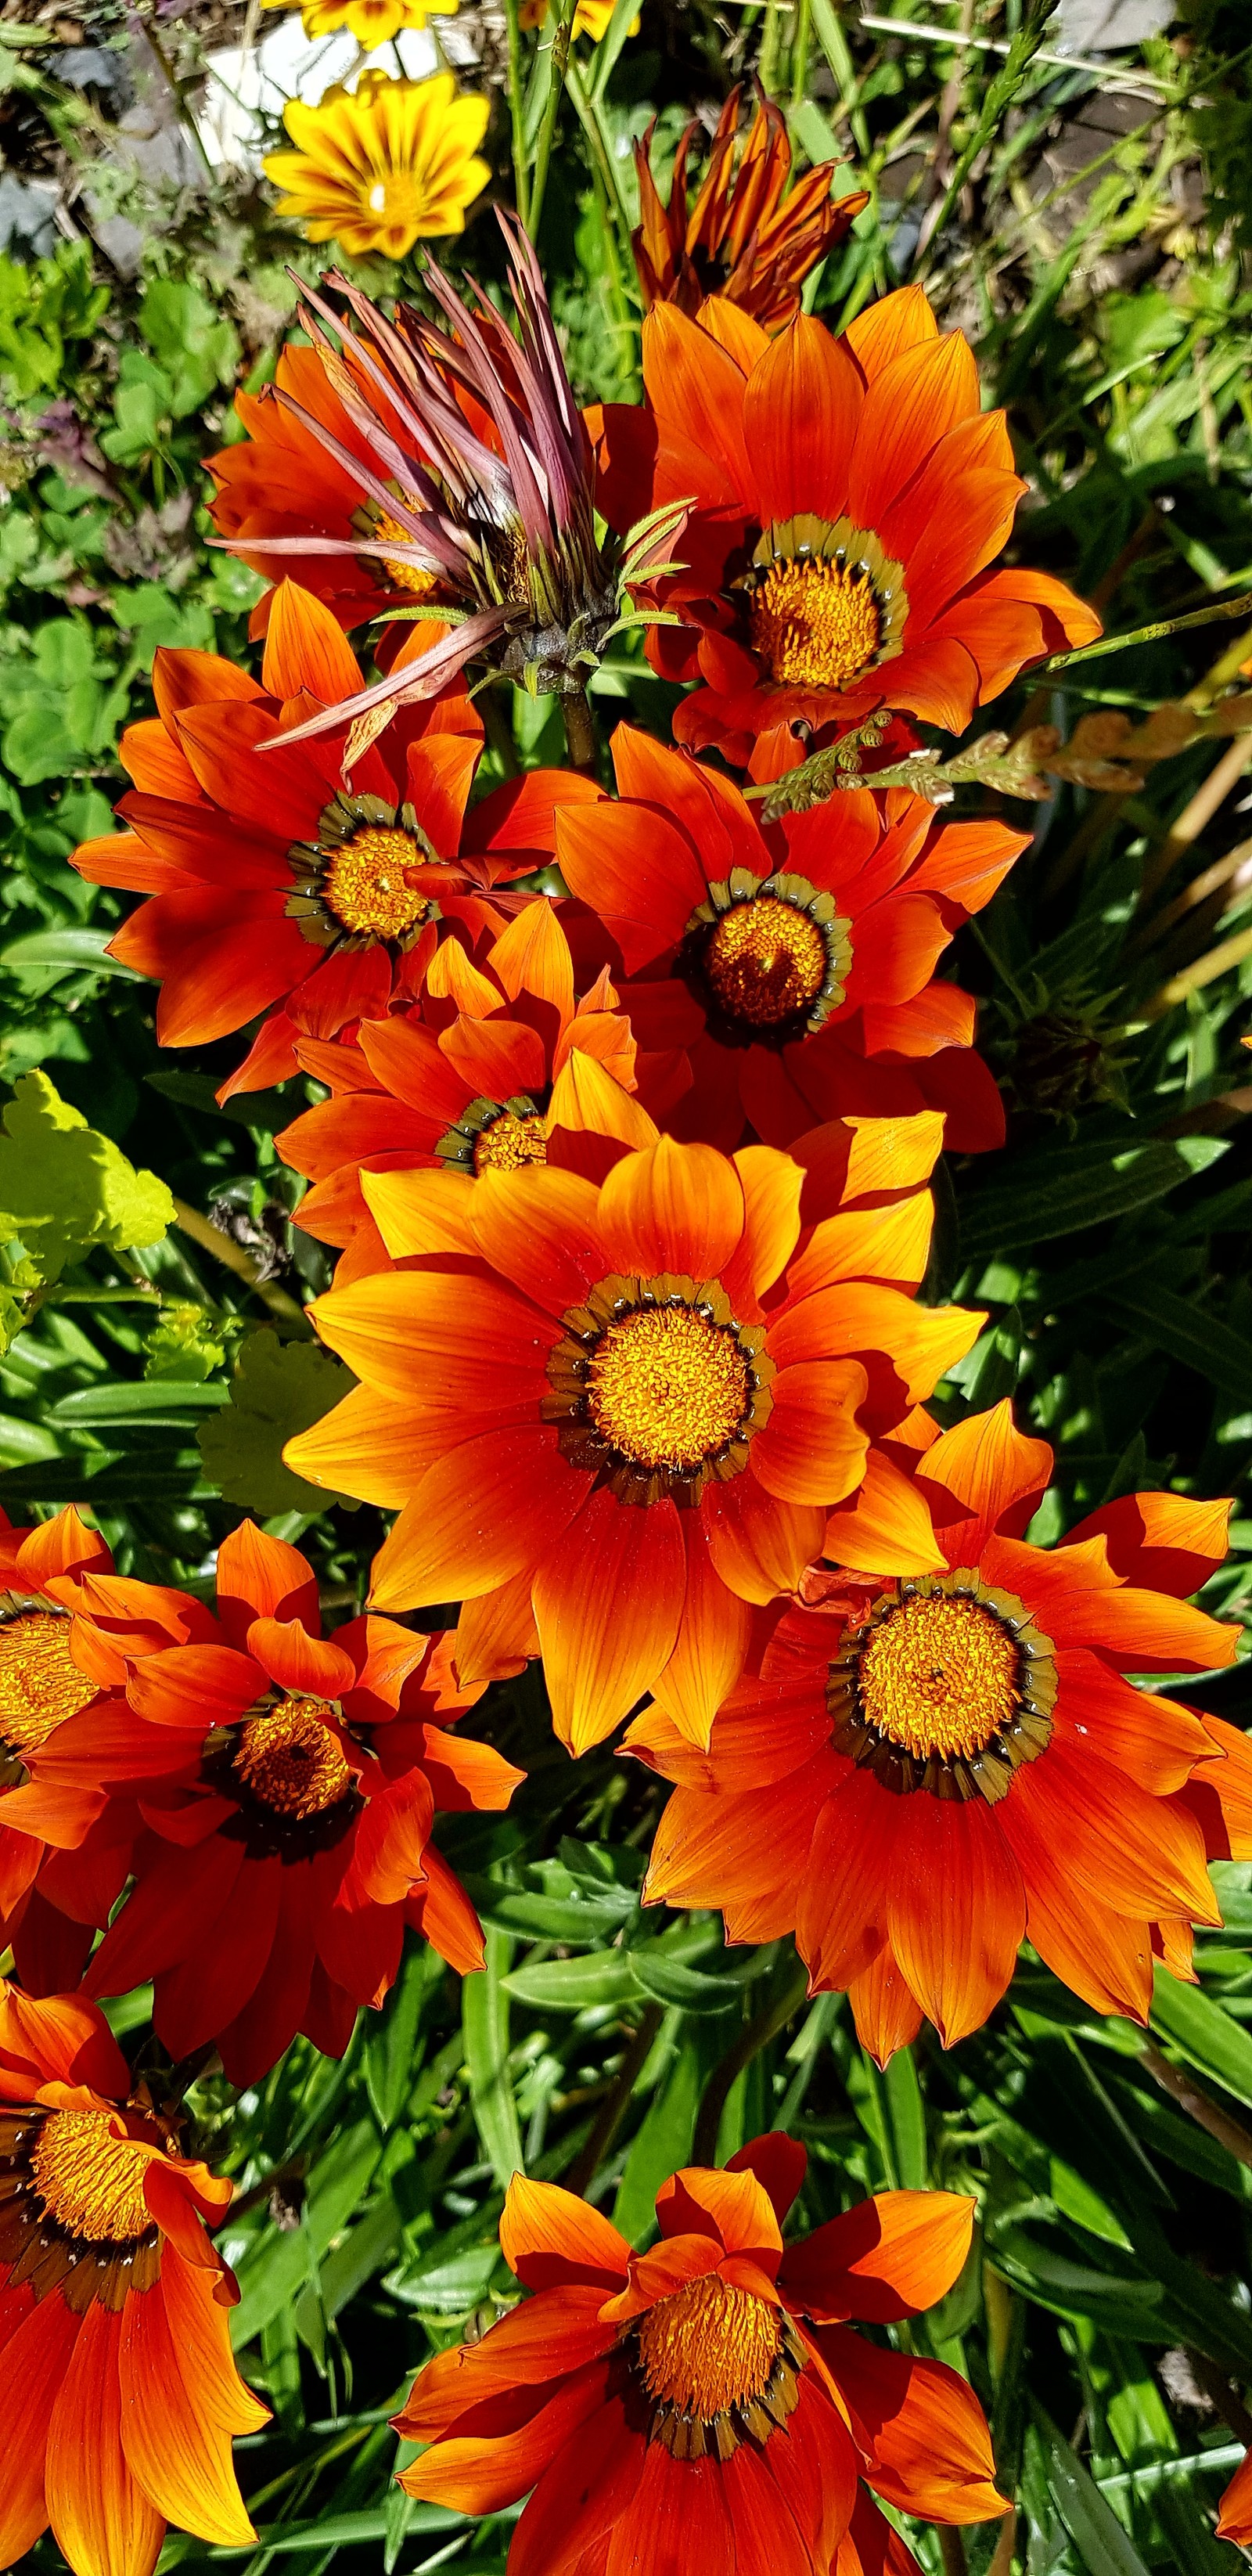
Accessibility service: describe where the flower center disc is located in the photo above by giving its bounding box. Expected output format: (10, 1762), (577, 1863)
(588, 1304), (750, 1474)
(750, 555), (881, 690)
(637, 2272), (782, 2425)
(704, 896), (829, 1031)
(0, 1611), (95, 1756)
(322, 827), (430, 939)
(473, 1108), (549, 1174)
(232, 1698), (353, 1819)
(858, 1593), (1019, 1761)
(372, 506), (444, 600)
(31, 2108), (155, 2246)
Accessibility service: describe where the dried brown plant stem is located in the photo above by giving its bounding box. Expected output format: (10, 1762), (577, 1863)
(171, 1198), (311, 1331)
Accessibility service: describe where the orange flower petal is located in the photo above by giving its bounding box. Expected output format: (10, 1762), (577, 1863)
(885, 1798), (1026, 2047)
(45, 2300), (166, 2576)
(534, 1486), (686, 1753)
(597, 1134), (746, 1281)
(117, 2276), (257, 2545)
(498, 2174), (630, 2291)
(370, 1429), (590, 1607)
(782, 2190), (973, 2324)
(650, 1516), (752, 1749)
(744, 312), (864, 527)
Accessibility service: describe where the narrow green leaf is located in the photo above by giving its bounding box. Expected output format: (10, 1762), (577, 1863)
(1034, 2405), (1156, 2576)
(1150, 1967), (1252, 2109)
(883, 2047), (928, 2189)
(502, 1950), (637, 2011)
(463, 1926), (524, 2189)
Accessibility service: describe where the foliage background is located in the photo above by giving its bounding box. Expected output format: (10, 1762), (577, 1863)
(5, 2), (1252, 2572)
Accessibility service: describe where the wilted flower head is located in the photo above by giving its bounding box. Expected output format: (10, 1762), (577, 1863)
(634, 85), (869, 333)
(214, 214), (680, 743)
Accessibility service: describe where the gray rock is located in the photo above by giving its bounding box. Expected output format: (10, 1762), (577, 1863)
(0, 176), (61, 262)
(1056, 0), (1174, 50)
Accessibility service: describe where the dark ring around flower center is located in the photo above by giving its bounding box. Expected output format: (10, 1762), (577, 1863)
(677, 866), (852, 1051)
(288, 788), (440, 949)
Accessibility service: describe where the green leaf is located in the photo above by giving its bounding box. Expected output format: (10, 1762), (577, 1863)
(1034, 2405), (1157, 2576)
(883, 2046), (928, 2189)
(0, 930), (140, 982)
(463, 1927), (524, 2191)
(958, 1130), (1226, 1259)
(0, 1069), (173, 1284)
(196, 1328), (358, 1517)
(1150, 1967), (1252, 2109)
(502, 1948), (638, 2012)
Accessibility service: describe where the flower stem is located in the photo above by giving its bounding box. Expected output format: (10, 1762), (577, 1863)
(692, 1960), (808, 2168)
(502, 0), (531, 228)
(527, 0), (579, 241)
(560, 681), (600, 776)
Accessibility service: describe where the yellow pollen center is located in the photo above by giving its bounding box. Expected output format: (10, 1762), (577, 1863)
(473, 1110), (549, 1174)
(637, 2273), (782, 2423)
(373, 506), (444, 601)
(232, 1699), (353, 1819)
(31, 2108), (156, 2245)
(362, 171), (426, 232)
(587, 1303), (750, 1474)
(322, 827), (430, 939)
(0, 1612), (95, 1754)
(751, 556), (881, 690)
(705, 897), (828, 1029)
(858, 1594), (1020, 1762)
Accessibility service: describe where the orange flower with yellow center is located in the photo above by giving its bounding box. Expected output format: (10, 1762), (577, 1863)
(631, 1399), (1247, 2059)
(72, 582), (597, 1101)
(395, 2136), (1006, 2570)
(7, 1522), (523, 2086)
(591, 286), (1102, 767)
(284, 1121), (983, 1752)
(0, 1979), (267, 2576)
(277, 901), (648, 1287)
(556, 724), (1022, 1154)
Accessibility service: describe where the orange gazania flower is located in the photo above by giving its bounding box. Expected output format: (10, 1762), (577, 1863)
(592, 288), (1101, 769)
(7, 1523), (523, 2086)
(278, 899), (660, 1284)
(0, 1508), (138, 1998)
(630, 1400), (1243, 2059)
(285, 1123), (982, 1750)
(558, 724), (1024, 1153)
(71, 582), (598, 1097)
(634, 86), (869, 332)
(395, 2135), (1005, 2573)
(0, 1978), (268, 2576)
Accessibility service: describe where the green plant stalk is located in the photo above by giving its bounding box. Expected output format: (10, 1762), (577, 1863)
(527, 0), (580, 241)
(915, 0), (1062, 274)
(790, 0), (812, 107)
(1038, 589), (1252, 677)
(502, 0), (531, 229)
(565, 52), (640, 373)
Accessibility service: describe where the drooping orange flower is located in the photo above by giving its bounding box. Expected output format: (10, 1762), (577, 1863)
(592, 288), (1101, 769)
(70, 582), (598, 1097)
(0, 1508), (141, 1997)
(4, 1523), (523, 2085)
(395, 2135), (1005, 2574)
(557, 724), (1024, 1152)
(629, 1400), (1243, 2060)
(285, 1122), (982, 1752)
(634, 86), (869, 332)
(0, 1977), (268, 2576)
(278, 899), (671, 1284)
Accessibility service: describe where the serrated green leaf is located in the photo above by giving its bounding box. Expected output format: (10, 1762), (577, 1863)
(0, 1069), (173, 1284)
(196, 1327), (358, 1516)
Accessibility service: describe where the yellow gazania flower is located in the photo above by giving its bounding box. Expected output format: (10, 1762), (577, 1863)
(263, 0), (460, 43)
(263, 70), (491, 259)
(518, 0), (639, 38)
